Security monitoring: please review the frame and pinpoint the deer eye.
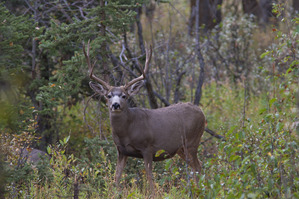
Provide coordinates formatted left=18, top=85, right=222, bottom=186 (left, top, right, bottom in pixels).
left=122, top=95, right=126, bottom=99
left=107, top=95, right=112, bottom=99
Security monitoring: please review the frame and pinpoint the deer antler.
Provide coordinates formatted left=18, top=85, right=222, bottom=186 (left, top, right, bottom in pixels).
left=125, top=43, right=152, bottom=89
left=83, top=40, right=111, bottom=90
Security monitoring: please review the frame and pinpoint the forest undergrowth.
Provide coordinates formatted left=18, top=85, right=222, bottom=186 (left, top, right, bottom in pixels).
left=2, top=78, right=298, bottom=198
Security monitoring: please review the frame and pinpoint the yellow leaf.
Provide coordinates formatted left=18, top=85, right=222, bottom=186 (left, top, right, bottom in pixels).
left=267, top=152, right=272, bottom=157
left=155, top=149, right=166, bottom=157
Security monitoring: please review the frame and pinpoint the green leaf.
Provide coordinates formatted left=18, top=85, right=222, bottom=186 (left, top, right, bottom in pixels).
left=290, top=60, right=298, bottom=67
left=276, top=122, right=283, bottom=132
left=227, top=125, right=237, bottom=136
left=269, top=98, right=277, bottom=108
left=260, top=51, right=271, bottom=59
left=227, top=192, right=236, bottom=199
left=64, top=135, right=70, bottom=144
left=165, top=159, right=172, bottom=170
left=50, top=157, right=54, bottom=164
left=127, top=191, right=136, bottom=198
left=286, top=67, right=293, bottom=74
left=229, top=154, right=240, bottom=162
left=259, top=108, right=267, bottom=115
left=250, top=163, right=257, bottom=177
left=47, top=146, right=51, bottom=154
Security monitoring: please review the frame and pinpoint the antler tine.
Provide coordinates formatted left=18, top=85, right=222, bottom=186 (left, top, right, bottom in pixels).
left=83, top=40, right=111, bottom=90
left=142, top=42, right=152, bottom=76
left=125, top=43, right=152, bottom=89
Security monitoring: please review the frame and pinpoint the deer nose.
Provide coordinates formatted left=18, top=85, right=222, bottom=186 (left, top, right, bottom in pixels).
left=112, top=103, right=120, bottom=109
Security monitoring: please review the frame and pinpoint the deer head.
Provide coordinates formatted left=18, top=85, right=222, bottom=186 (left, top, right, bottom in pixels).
left=83, top=40, right=152, bottom=113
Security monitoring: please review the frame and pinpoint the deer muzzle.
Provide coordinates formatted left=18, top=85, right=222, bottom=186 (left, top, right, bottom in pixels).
left=112, top=102, right=120, bottom=110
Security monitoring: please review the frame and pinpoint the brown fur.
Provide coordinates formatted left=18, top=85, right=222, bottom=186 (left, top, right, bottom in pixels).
left=90, top=86, right=206, bottom=194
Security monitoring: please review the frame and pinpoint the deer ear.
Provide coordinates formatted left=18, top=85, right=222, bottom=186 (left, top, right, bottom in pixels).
left=127, top=80, right=144, bottom=96
left=89, top=81, right=108, bottom=96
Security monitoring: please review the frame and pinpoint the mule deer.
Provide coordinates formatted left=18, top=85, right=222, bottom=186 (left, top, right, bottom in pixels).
left=83, top=41, right=206, bottom=193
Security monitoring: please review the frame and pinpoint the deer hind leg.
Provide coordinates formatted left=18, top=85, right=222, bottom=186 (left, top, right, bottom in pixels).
left=177, top=147, right=202, bottom=184
left=190, top=149, right=202, bottom=183
left=115, top=152, right=128, bottom=186
left=142, top=151, right=155, bottom=197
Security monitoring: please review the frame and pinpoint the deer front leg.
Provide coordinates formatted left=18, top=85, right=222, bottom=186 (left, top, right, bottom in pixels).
left=143, top=151, right=155, bottom=196
left=115, top=152, right=127, bottom=186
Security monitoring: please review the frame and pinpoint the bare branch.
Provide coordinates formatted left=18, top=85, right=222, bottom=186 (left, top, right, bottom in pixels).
left=83, top=93, right=97, bottom=134
left=153, top=91, right=170, bottom=107
left=119, top=43, right=128, bottom=64
left=205, top=128, right=225, bottom=140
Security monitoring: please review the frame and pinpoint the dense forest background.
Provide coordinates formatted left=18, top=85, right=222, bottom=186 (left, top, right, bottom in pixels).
left=0, top=0, right=298, bottom=198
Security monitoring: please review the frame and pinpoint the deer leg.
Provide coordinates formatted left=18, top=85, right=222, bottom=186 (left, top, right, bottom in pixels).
left=177, top=148, right=186, bottom=161
left=142, top=151, right=155, bottom=196
left=189, top=150, right=202, bottom=183
left=177, top=147, right=201, bottom=184
left=115, top=152, right=128, bottom=186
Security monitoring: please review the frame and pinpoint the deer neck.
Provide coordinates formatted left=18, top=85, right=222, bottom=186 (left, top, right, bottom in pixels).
left=109, top=109, right=131, bottom=135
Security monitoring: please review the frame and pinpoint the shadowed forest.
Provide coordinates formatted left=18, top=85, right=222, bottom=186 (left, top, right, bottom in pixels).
left=0, top=0, right=298, bottom=198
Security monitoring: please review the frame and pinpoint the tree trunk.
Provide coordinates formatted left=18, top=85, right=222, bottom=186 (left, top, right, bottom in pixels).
left=174, top=70, right=186, bottom=103
left=242, top=0, right=274, bottom=23
left=99, top=0, right=110, bottom=83
left=136, top=7, right=145, bottom=54
left=194, top=0, right=205, bottom=106
left=135, top=6, right=158, bottom=109
left=28, top=2, right=56, bottom=151
left=188, top=0, right=222, bottom=34
left=36, top=114, right=54, bottom=151
left=73, top=176, right=79, bottom=199
left=294, top=0, right=299, bottom=13
left=242, top=0, right=260, bottom=16
left=260, top=0, right=274, bottom=23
